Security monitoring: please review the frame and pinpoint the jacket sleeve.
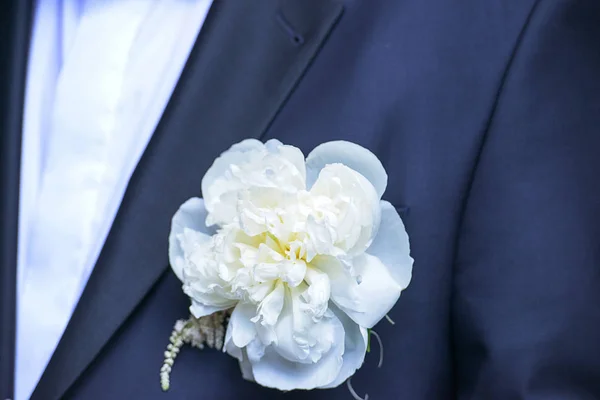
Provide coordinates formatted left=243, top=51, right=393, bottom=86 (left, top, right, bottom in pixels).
left=453, top=0, right=600, bottom=398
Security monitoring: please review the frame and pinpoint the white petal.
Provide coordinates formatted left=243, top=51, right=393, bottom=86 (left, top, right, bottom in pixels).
left=201, top=139, right=307, bottom=227
left=264, top=139, right=307, bottom=185
left=301, top=268, right=331, bottom=319
left=228, top=303, right=258, bottom=348
left=200, top=139, right=264, bottom=206
left=264, top=285, right=337, bottom=365
left=225, top=304, right=257, bottom=375
left=190, top=299, right=234, bottom=319
left=367, top=201, right=413, bottom=289
left=202, top=140, right=266, bottom=226
left=344, top=254, right=403, bottom=328
left=313, top=254, right=403, bottom=329
left=226, top=333, right=256, bottom=383
left=254, top=281, right=285, bottom=327
left=280, top=260, right=307, bottom=288
left=305, top=140, right=388, bottom=198
left=249, top=313, right=345, bottom=390
left=321, top=306, right=368, bottom=389
left=168, top=198, right=214, bottom=281
left=239, top=349, right=256, bottom=381
left=246, top=336, right=267, bottom=363
left=309, top=164, right=381, bottom=256
left=310, top=256, right=359, bottom=311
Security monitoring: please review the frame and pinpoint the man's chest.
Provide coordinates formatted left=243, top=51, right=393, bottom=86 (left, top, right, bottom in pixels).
left=2, top=1, right=536, bottom=399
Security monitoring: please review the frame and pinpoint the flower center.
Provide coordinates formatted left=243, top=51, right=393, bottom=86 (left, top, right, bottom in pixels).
left=256, top=231, right=310, bottom=288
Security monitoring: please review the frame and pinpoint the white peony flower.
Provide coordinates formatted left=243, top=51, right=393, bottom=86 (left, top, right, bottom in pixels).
left=169, top=139, right=413, bottom=391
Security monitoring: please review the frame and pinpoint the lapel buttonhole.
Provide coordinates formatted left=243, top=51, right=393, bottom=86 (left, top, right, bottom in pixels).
left=276, top=11, right=305, bottom=46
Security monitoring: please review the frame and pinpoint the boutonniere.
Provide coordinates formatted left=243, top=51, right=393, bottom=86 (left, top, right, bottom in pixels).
left=160, top=139, right=413, bottom=398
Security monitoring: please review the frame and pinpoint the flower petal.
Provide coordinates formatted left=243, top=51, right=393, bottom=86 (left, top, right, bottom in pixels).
left=248, top=309, right=346, bottom=390
left=312, top=253, right=403, bottom=329
left=249, top=345, right=343, bottom=391
left=246, top=336, right=267, bottom=362
left=321, top=306, right=368, bottom=389
left=305, top=140, right=388, bottom=198
left=201, top=139, right=265, bottom=226
left=190, top=299, right=234, bottom=319
left=201, top=139, right=264, bottom=204
left=254, top=281, right=285, bottom=327
left=310, top=256, right=359, bottom=311
left=225, top=304, right=257, bottom=372
left=301, top=268, right=331, bottom=320
left=168, top=198, right=214, bottom=281
left=201, top=139, right=307, bottom=227
left=239, top=349, right=256, bottom=381
left=228, top=302, right=258, bottom=348
left=308, top=164, right=381, bottom=257
left=264, top=139, right=307, bottom=185
left=267, top=286, right=337, bottom=364
left=345, top=254, right=404, bottom=328
left=367, top=201, right=413, bottom=289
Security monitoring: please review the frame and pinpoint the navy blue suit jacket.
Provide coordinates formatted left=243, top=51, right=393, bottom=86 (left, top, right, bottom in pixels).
left=1, top=0, right=599, bottom=399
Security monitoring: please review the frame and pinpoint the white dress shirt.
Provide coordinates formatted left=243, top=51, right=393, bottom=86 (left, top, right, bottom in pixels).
left=16, top=1, right=213, bottom=399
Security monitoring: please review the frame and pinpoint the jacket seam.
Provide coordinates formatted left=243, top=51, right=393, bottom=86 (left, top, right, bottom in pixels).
left=448, top=0, right=543, bottom=394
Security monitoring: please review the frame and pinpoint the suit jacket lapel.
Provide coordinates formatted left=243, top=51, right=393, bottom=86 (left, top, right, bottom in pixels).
left=0, top=0, right=33, bottom=398
left=32, top=1, right=343, bottom=399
